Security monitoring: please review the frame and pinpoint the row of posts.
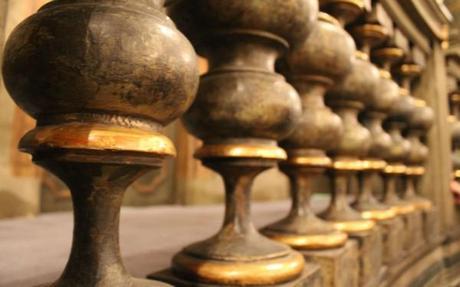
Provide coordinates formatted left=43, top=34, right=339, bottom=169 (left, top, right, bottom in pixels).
left=1, top=0, right=439, bottom=286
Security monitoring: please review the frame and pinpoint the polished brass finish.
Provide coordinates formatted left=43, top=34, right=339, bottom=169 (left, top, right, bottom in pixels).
left=333, top=220, right=376, bottom=233
left=1, top=0, right=199, bottom=286
left=195, top=143, right=287, bottom=160
left=262, top=12, right=352, bottom=250
left=266, top=232, right=349, bottom=250
left=20, top=123, right=176, bottom=157
left=156, top=1, right=319, bottom=285
left=372, top=46, right=406, bottom=72
left=172, top=250, right=305, bottom=286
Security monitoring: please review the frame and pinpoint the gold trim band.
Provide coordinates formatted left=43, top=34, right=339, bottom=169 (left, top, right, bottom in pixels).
left=384, top=164, right=407, bottom=174
left=450, top=92, right=460, bottom=103
left=406, top=166, right=426, bottom=176
left=19, top=123, right=176, bottom=157
left=361, top=159, right=387, bottom=170
left=399, top=63, right=422, bottom=76
left=400, top=88, right=410, bottom=96
left=265, top=231, right=348, bottom=250
left=361, top=209, right=396, bottom=221
left=352, top=24, right=388, bottom=41
left=413, top=99, right=427, bottom=108
left=412, top=200, right=433, bottom=211
left=355, top=50, right=369, bottom=61
left=285, top=156, right=332, bottom=168
left=172, top=251, right=304, bottom=285
left=454, top=169, right=460, bottom=179
left=372, top=47, right=404, bottom=61
left=391, top=204, right=416, bottom=215
left=379, top=69, right=391, bottom=79
left=333, top=159, right=364, bottom=171
left=195, top=144, right=287, bottom=160
left=333, top=220, right=376, bottom=233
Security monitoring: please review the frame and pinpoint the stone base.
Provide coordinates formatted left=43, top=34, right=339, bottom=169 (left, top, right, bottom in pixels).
left=377, top=216, right=405, bottom=265
left=148, top=264, right=323, bottom=287
left=401, top=210, right=425, bottom=254
left=349, top=226, right=383, bottom=287
left=301, top=240, right=359, bottom=287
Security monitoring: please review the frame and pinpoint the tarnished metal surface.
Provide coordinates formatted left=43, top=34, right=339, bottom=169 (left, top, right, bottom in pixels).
left=2, top=0, right=199, bottom=286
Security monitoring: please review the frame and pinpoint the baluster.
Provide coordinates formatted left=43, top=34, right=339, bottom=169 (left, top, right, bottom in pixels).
left=2, top=0, right=199, bottom=286
left=261, top=12, right=353, bottom=251
left=150, top=1, right=319, bottom=286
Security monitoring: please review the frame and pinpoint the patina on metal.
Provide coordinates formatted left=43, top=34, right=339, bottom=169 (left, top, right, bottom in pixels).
left=318, top=0, right=377, bottom=233
left=371, top=43, right=416, bottom=217
left=404, top=98, right=435, bottom=211
left=348, top=6, right=398, bottom=222
left=149, top=1, right=319, bottom=286
left=2, top=0, right=199, bottom=286
left=261, top=12, right=354, bottom=251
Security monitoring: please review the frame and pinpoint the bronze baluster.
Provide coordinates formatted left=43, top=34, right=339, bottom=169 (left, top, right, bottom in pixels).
left=348, top=2, right=399, bottom=222
left=2, top=0, right=199, bottom=286
left=318, top=0, right=377, bottom=234
left=150, top=1, right=319, bottom=286
left=261, top=12, right=353, bottom=251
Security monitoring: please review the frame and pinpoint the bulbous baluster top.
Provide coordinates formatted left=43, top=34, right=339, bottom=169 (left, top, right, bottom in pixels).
left=169, top=0, right=319, bottom=146
left=281, top=13, right=355, bottom=154
left=2, top=0, right=200, bottom=159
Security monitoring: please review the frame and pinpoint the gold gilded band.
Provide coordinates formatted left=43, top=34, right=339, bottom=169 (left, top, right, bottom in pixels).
left=372, top=47, right=404, bottom=61
left=361, top=159, right=387, bottom=170
left=405, top=166, right=426, bottom=176
left=195, top=144, right=287, bottom=160
left=450, top=92, right=460, bottom=103
left=379, top=69, right=391, bottom=79
left=285, top=156, right=332, bottom=168
left=172, top=252, right=304, bottom=285
left=391, top=204, right=416, bottom=215
left=333, top=159, right=364, bottom=171
left=412, top=200, right=433, bottom=211
left=333, top=220, right=376, bottom=233
left=384, top=164, right=407, bottom=174
left=399, top=63, right=422, bottom=76
left=355, top=50, right=369, bottom=61
left=265, top=231, right=348, bottom=250
left=413, top=99, right=427, bottom=108
left=455, top=169, right=460, bottom=179
left=400, top=88, right=410, bottom=96
left=361, top=209, right=396, bottom=221
left=19, top=123, right=176, bottom=157
left=352, top=24, right=388, bottom=40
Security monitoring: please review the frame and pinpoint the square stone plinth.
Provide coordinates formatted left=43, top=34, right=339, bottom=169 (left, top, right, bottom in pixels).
left=378, top=217, right=405, bottom=265
left=349, top=227, right=383, bottom=287
left=401, top=211, right=425, bottom=254
left=301, top=240, right=359, bottom=287
left=148, top=263, right=323, bottom=287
